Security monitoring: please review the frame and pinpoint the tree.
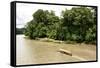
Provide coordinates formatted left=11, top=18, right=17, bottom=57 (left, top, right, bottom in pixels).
left=24, top=20, right=37, bottom=39
left=32, top=9, right=49, bottom=25
left=24, top=7, right=96, bottom=44
left=61, top=7, right=96, bottom=43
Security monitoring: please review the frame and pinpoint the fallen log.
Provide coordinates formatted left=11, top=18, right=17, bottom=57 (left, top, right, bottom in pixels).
left=58, top=49, right=87, bottom=61
left=58, top=49, right=72, bottom=56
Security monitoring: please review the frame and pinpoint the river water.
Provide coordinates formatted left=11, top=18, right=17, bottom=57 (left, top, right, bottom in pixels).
left=16, top=35, right=96, bottom=65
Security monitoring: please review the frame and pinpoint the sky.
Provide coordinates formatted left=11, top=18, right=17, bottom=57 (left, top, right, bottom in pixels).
left=16, top=3, right=75, bottom=28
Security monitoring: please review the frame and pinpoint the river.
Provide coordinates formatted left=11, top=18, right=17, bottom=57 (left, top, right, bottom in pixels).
left=16, top=35, right=96, bottom=65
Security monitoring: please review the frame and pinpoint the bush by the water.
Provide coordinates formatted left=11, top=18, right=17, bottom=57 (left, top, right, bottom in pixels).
left=24, top=7, right=97, bottom=44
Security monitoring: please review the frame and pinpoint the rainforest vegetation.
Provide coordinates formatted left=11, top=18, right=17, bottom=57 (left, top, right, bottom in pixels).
left=24, top=7, right=97, bottom=44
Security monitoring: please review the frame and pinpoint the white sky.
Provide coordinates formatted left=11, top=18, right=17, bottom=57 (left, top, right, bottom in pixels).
left=16, top=3, right=75, bottom=28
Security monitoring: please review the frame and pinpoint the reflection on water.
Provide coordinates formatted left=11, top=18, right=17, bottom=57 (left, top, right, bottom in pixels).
left=16, top=35, right=96, bottom=65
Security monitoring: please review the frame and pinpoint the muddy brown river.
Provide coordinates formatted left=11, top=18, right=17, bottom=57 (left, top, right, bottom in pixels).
left=16, top=35, right=96, bottom=65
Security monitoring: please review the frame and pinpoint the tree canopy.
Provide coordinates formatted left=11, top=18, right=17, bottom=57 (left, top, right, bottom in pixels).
left=24, top=7, right=96, bottom=44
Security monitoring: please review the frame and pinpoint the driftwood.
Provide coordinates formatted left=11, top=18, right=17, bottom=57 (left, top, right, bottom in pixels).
left=58, top=49, right=87, bottom=61
left=58, top=49, right=72, bottom=56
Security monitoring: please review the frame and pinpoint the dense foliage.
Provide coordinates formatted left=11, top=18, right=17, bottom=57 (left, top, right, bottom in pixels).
left=24, top=7, right=96, bottom=44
